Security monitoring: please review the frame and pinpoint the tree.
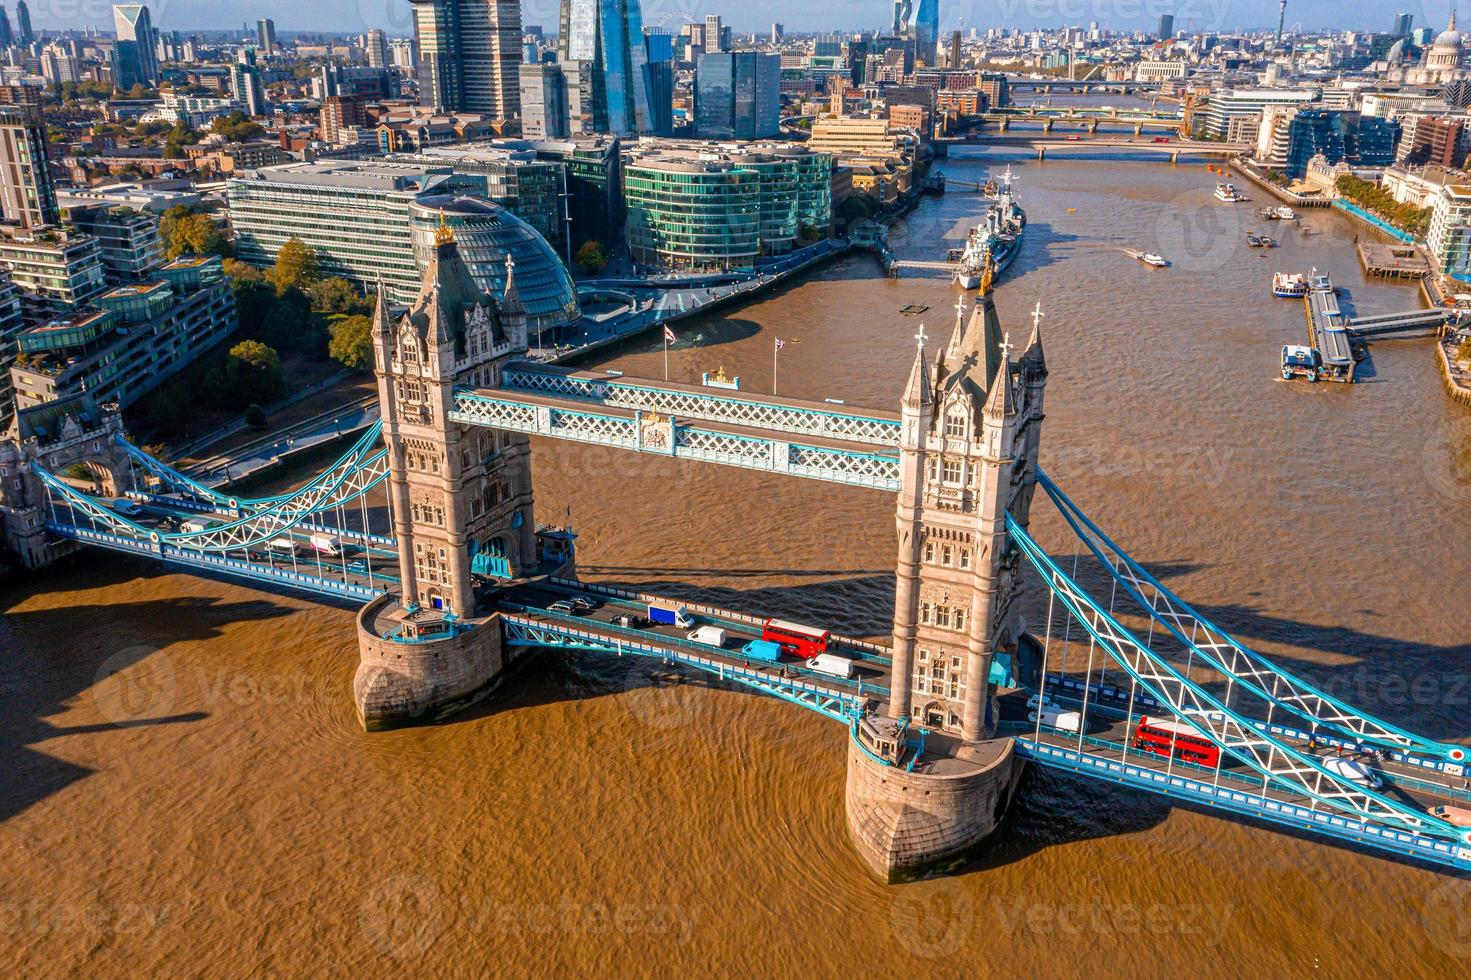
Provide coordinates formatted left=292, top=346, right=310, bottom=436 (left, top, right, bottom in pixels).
left=840, top=194, right=878, bottom=225
left=328, top=314, right=375, bottom=371
left=269, top=237, right=320, bottom=295
left=243, top=404, right=268, bottom=428
left=574, top=240, right=607, bottom=276
left=160, top=206, right=228, bottom=258
left=224, top=341, right=283, bottom=405
left=222, top=258, right=264, bottom=285
left=211, top=112, right=265, bottom=143
left=309, top=276, right=371, bottom=315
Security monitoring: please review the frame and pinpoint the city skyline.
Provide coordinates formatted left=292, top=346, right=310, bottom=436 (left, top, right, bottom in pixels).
left=16, top=1, right=1451, bottom=36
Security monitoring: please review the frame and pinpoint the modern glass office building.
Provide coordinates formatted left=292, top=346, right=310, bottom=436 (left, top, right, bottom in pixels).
left=624, top=142, right=832, bottom=272
left=408, top=196, right=580, bottom=338
left=558, top=0, right=651, bottom=135
left=694, top=53, right=781, bottom=140
left=228, top=160, right=487, bottom=304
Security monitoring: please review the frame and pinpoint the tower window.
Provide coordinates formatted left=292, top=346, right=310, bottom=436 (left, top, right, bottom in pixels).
left=944, top=413, right=965, bottom=437
left=943, top=459, right=962, bottom=483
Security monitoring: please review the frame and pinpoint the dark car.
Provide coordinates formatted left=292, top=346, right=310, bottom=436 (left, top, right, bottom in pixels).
left=570, top=596, right=601, bottom=613
left=613, top=613, right=649, bottom=629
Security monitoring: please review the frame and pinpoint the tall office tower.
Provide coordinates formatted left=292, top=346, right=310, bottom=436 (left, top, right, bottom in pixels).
left=771, top=23, right=782, bottom=44
left=1158, top=13, right=1175, bottom=40
left=1276, top=0, right=1286, bottom=43
left=390, top=37, right=419, bottom=71
left=643, top=32, right=673, bottom=136
left=14, top=0, right=29, bottom=45
left=365, top=28, right=390, bottom=69
left=0, top=7, right=12, bottom=48
left=410, top=0, right=522, bottom=120
left=695, top=51, right=780, bottom=139
left=558, top=0, right=651, bottom=136
left=230, top=50, right=266, bottom=116
left=112, top=4, right=159, bottom=90
left=949, top=30, right=962, bottom=69
left=893, top=0, right=939, bottom=67
left=256, top=18, right=277, bottom=54
left=705, top=14, right=722, bottom=53
left=0, top=85, right=58, bottom=229
left=1392, top=13, right=1413, bottom=36
left=519, top=62, right=567, bottom=137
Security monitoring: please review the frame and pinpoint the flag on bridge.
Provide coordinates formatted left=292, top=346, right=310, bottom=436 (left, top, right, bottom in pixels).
left=775, top=338, right=785, bottom=351
left=664, top=325, right=676, bottom=344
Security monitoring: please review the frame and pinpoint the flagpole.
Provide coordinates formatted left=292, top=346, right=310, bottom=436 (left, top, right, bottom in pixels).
left=664, top=327, right=669, bottom=381
left=773, top=338, right=778, bottom=396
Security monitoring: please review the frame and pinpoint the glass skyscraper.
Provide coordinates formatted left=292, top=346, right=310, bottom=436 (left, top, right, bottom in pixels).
left=558, top=0, right=650, bottom=135
left=111, top=4, right=160, bottom=91
left=695, top=53, right=781, bottom=140
left=893, top=0, right=939, bottom=67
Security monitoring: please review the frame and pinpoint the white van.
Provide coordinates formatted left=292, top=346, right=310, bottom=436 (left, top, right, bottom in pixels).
left=111, top=498, right=142, bottom=517
left=686, top=626, right=728, bottom=647
left=308, top=533, right=342, bottom=556
left=1321, top=755, right=1382, bottom=789
left=806, top=654, right=855, bottom=679
left=1028, top=708, right=1082, bottom=733
left=266, top=536, right=298, bottom=555
left=1027, top=693, right=1059, bottom=711
left=181, top=518, right=213, bottom=533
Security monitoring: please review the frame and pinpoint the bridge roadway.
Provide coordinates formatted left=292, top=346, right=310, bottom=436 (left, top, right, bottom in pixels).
left=941, top=135, right=1247, bottom=157
left=1000, top=683, right=1471, bottom=814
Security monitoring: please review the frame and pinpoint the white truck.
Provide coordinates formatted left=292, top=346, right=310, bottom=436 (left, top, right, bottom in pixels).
left=308, top=533, right=342, bottom=556
left=806, top=653, right=856, bottom=679
left=1028, top=707, right=1083, bottom=733
left=266, top=537, right=299, bottom=555
left=686, top=626, right=728, bottom=647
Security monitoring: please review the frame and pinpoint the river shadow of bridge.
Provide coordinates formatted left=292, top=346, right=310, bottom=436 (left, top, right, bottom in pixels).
left=0, top=556, right=310, bottom=823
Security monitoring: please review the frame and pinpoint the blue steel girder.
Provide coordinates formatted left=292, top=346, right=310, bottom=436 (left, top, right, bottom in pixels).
left=36, top=441, right=391, bottom=553
left=1006, top=515, right=1468, bottom=842
left=1035, top=471, right=1466, bottom=764
left=500, top=613, right=861, bottom=722
left=497, top=365, right=901, bottom=448
left=449, top=390, right=901, bottom=491
left=1009, top=736, right=1471, bottom=873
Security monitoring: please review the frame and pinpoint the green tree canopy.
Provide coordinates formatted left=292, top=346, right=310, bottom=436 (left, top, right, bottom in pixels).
left=269, top=237, right=320, bottom=295
left=309, top=276, right=372, bottom=316
left=211, top=111, right=266, bottom=143
left=223, top=340, right=284, bottom=405
left=159, top=206, right=228, bottom=259
left=574, top=240, right=607, bottom=275
left=328, top=314, right=376, bottom=371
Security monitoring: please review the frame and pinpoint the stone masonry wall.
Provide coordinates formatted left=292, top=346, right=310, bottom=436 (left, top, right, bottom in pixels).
left=353, top=595, right=508, bottom=731
left=845, top=735, right=1022, bottom=883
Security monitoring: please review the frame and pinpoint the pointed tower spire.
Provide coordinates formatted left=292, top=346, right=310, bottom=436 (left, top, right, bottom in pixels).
left=984, top=356, right=1016, bottom=419
left=1023, top=300, right=1047, bottom=372
left=501, top=251, right=524, bottom=317
left=903, top=323, right=933, bottom=408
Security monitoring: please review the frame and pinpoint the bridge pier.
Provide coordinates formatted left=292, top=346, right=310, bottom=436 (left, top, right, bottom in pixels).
left=845, top=720, right=1023, bottom=882
left=1037, top=146, right=1046, bottom=161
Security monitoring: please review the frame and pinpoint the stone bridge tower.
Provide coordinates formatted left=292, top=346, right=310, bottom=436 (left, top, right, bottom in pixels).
left=353, top=221, right=537, bottom=729
left=845, top=274, right=1046, bottom=882
left=0, top=394, right=132, bottom=568
left=889, top=277, right=1047, bottom=741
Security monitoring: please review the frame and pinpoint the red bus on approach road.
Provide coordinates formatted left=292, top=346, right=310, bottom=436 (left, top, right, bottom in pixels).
left=1133, top=717, right=1220, bottom=769
left=762, top=619, right=830, bottom=659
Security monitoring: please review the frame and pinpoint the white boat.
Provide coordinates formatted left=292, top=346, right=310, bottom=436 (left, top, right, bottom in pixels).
left=1274, top=205, right=1297, bottom=220
left=1214, top=182, right=1242, bottom=202
left=1138, top=252, right=1169, bottom=267
left=1272, top=272, right=1309, bottom=297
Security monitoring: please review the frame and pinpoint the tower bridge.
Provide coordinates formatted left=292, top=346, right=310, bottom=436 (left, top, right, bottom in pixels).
left=6, top=225, right=1471, bottom=883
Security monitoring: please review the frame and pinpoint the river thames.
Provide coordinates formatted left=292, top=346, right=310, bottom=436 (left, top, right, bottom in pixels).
left=4, top=149, right=1470, bottom=976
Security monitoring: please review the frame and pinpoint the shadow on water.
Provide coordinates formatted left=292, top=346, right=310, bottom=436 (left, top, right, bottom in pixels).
left=0, top=557, right=298, bottom=822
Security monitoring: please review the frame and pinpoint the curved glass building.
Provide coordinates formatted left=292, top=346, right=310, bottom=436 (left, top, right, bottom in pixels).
left=409, top=195, right=581, bottom=337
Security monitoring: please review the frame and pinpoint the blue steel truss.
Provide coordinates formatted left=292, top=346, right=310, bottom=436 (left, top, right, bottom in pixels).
left=1035, top=471, right=1466, bottom=763
left=499, top=609, right=865, bottom=722
left=1006, top=512, right=1467, bottom=842
left=498, top=364, right=901, bottom=447
left=449, top=389, right=901, bottom=491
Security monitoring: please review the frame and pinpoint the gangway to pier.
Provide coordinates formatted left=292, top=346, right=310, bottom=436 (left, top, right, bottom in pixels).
left=1304, top=287, right=1355, bottom=382
left=1347, top=308, right=1459, bottom=337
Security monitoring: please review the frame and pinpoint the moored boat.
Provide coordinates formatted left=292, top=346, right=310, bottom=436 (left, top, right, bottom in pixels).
left=1272, top=272, right=1310, bottom=297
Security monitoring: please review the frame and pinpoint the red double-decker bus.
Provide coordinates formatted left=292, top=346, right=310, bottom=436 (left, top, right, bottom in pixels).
left=761, top=619, right=830, bottom=659
left=1132, top=717, right=1220, bottom=769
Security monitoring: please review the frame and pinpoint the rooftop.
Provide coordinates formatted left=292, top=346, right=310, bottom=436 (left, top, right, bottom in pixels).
left=231, top=159, right=457, bottom=191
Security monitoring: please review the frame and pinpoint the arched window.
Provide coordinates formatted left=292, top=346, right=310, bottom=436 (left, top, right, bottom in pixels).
left=944, top=412, right=965, bottom=438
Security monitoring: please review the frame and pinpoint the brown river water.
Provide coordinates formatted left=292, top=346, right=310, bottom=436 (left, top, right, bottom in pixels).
left=5, top=150, right=1471, bottom=977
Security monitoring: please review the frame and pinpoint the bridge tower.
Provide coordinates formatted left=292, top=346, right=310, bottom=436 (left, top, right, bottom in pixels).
left=352, top=220, right=537, bottom=729
left=846, top=271, right=1046, bottom=881
left=890, top=270, right=1046, bottom=741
